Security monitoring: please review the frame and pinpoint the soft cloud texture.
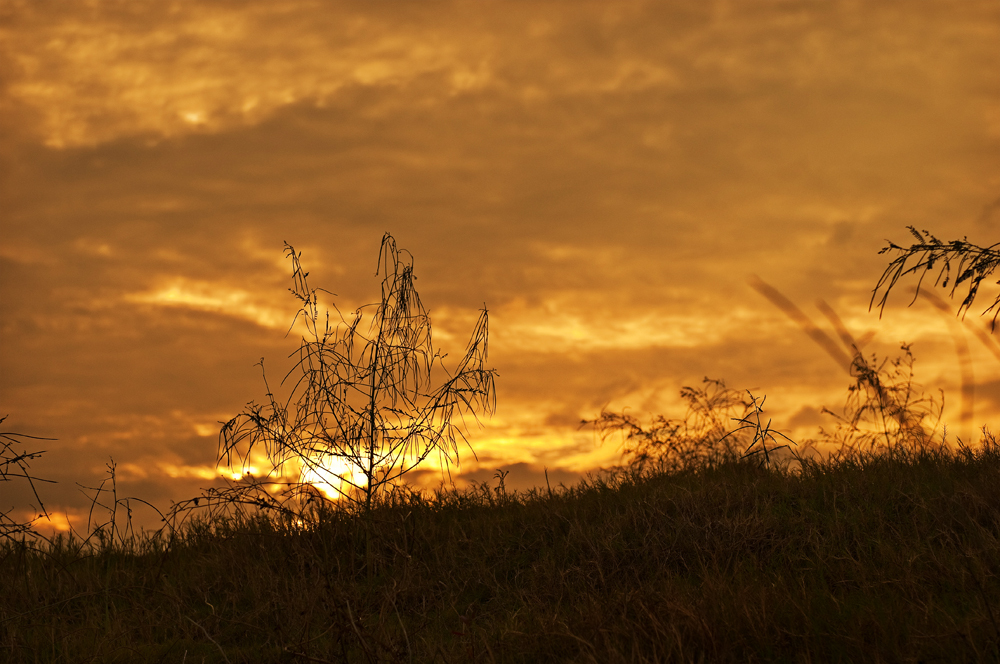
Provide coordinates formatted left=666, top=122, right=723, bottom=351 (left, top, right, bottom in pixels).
left=2, top=0, right=998, bottom=529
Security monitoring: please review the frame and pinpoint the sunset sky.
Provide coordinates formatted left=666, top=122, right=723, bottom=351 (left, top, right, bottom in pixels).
left=2, top=0, right=999, bottom=531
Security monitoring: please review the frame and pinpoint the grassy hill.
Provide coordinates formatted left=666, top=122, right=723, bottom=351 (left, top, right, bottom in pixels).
left=3, top=439, right=999, bottom=663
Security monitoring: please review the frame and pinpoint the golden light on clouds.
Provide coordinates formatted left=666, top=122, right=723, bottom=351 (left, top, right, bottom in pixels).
left=2, top=0, right=997, bottom=527
left=496, top=301, right=754, bottom=352
left=3, top=2, right=494, bottom=147
left=158, top=462, right=219, bottom=481
left=126, top=279, right=293, bottom=330
left=27, top=511, right=74, bottom=534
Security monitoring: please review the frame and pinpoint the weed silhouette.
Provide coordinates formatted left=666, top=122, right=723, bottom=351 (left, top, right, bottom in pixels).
left=0, top=415, right=54, bottom=542
left=872, top=226, right=1000, bottom=331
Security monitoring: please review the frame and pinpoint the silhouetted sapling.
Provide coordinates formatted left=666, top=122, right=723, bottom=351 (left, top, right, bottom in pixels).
left=219, top=233, right=496, bottom=514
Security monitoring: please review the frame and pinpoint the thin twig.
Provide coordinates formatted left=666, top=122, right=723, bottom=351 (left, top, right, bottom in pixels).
left=186, top=616, right=232, bottom=664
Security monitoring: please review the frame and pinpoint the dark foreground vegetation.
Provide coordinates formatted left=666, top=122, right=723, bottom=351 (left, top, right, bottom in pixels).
left=3, top=438, right=1000, bottom=663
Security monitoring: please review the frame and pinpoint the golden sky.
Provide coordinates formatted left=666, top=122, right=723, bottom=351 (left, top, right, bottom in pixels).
left=2, top=0, right=999, bottom=530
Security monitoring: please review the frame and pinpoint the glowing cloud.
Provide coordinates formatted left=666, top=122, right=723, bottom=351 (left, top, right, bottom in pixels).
left=126, top=279, right=292, bottom=330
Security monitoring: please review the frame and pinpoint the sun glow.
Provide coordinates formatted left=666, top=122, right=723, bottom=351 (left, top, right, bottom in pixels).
left=209, top=449, right=363, bottom=502
left=291, top=448, right=467, bottom=502
left=299, top=455, right=363, bottom=501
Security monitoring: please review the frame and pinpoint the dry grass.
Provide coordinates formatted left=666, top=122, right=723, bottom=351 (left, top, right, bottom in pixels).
left=2, top=435, right=999, bottom=663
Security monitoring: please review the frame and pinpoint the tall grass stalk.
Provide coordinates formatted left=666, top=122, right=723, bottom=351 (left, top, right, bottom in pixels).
left=872, top=226, right=1000, bottom=330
